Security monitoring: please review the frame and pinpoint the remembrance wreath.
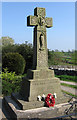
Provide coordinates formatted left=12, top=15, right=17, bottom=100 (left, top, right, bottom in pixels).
left=45, top=93, right=55, bottom=107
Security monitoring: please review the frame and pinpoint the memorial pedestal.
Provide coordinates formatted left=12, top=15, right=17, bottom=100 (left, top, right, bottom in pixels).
left=9, top=69, right=69, bottom=110
left=3, top=7, right=71, bottom=119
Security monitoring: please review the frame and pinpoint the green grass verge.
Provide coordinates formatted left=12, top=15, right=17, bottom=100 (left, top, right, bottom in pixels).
left=55, top=75, right=77, bottom=83
left=62, top=90, right=77, bottom=98
left=61, top=83, right=77, bottom=89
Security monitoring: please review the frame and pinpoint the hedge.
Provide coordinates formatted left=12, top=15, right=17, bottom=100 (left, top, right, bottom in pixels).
left=2, top=52, right=26, bottom=74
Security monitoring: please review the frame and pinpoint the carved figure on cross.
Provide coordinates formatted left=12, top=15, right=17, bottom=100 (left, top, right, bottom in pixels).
left=27, top=7, right=53, bottom=69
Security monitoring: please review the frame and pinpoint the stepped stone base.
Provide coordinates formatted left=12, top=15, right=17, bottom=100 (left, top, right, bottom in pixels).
left=11, top=93, right=44, bottom=110
left=3, top=69, right=70, bottom=119
left=11, top=92, right=68, bottom=110
left=18, top=69, right=69, bottom=108
left=3, top=68, right=73, bottom=119
left=3, top=95, right=75, bottom=120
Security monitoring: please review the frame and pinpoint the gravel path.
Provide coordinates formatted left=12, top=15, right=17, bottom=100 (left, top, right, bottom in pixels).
left=61, top=85, right=77, bottom=95
left=60, top=80, right=77, bottom=95
left=60, top=80, right=77, bottom=85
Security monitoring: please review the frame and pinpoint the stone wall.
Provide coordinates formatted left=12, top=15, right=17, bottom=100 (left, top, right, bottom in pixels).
left=49, top=65, right=77, bottom=76
left=54, top=69, right=77, bottom=76
left=50, top=65, right=77, bottom=70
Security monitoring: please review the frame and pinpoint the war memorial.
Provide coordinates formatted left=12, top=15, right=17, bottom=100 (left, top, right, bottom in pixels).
left=3, top=7, right=76, bottom=119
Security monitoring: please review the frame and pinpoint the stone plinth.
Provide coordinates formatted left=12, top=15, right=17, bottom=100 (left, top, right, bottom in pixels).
left=3, top=95, right=76, bottom=119
left=10, top=69, right=68, bottom=110
left=3, top=7, right=70, bottom=119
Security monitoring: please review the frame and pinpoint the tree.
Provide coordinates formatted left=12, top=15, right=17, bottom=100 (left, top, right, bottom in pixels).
left=2, top=52, right=26, bottom=74
left=16, top=43, right=33, bottom=71
left=48, top=50, right=61, bottom=66
left=71, top=50, right=77, bottom=65
left=61, top=50, right=64, bottom=53
left=0, top=45, right=2, bottom=64
left=2, top=42, right=33, bottom=73
left=1, top=36, right=14, bottom=46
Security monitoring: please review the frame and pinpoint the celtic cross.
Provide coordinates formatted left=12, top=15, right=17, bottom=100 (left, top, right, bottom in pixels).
left=27, top=7, right=53, bottom=70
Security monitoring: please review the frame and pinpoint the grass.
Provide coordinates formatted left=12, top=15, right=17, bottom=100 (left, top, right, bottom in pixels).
left=62, top=90, right=77, bottom=98
left=55, top=75, right=77, bottom=83
left=61, top=83, right=77, bottom=89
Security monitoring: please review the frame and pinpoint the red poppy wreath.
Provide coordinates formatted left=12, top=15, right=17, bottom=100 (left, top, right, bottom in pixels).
left=45, top=93, right=55, bottom=107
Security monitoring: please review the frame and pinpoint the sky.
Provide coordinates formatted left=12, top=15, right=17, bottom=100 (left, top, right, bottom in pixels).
left=2, top=2, right=75, bottom=51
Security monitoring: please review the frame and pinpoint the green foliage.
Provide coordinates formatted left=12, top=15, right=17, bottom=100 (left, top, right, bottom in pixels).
left=62, top=90, right=77, bottom=98
left=15, top=43, right=33, bottom=71
left=0, top=44, right=2, bottom=64
left=1, top=36, right=14, bottom=46
left=56, top=75, right=77, bottom=82
left=2, top=42, right=33, bottom=72
left=48, top=49, right=77, bottom=66
left=48, top=50, right=62, bottom=66
left=2, top=36, right=76, bottom=70
left=2, top=52, right=26, bottom=75
left=61, top=83, right=77, bottom=89
left=71, top=51, right=77, bottom=65
left=2, top=44, right=17, bottom=56
left=1, top=68, right=22, bottom=96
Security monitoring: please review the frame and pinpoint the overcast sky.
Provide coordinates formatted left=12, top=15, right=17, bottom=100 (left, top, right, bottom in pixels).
left=2, top=2, right=75, bottom=51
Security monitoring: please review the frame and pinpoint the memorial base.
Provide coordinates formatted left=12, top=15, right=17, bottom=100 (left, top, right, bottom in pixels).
left=3, top=69, right=70, bottom=119
left=19, top=69, right=69, bottom=107
left=3, top=95, right=76, bottom=120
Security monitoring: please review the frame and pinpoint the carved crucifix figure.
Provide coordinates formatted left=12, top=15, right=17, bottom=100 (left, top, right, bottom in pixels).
left=27, top=7, right=52, bottom=70
left=39, top=34, right=44, bottom=50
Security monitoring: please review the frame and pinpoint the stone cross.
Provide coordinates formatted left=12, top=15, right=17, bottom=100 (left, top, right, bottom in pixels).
left=27, top=7, right=52, bottom=70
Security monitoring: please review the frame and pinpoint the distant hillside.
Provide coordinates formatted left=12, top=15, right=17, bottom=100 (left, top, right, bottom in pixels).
left=48, top=50, right=77, bottom=66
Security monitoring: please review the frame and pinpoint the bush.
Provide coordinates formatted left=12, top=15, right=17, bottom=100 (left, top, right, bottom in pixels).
left=15, top=43, right=33, bottom=72
left=2, top=43, right=33, bottom=72
left=2, top=68, right=22, bottom=96
left=2, top=52, right=26, bottom=75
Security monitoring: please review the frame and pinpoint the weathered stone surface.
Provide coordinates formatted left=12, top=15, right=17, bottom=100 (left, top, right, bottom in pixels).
left=34, top=7, right=46, bottom=17
left=3, top=7, right=69, bottom=117
left=3, top=96, right=76, bottom=119
left=27, top=7, right=52, bottom=70
left=20, top=76, right=68, bottom=103
left=14, top=7, right=69, bottom=110
left=11, top=93, right=44, bottom=110
left=26, top=69, right=54, bottom=79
